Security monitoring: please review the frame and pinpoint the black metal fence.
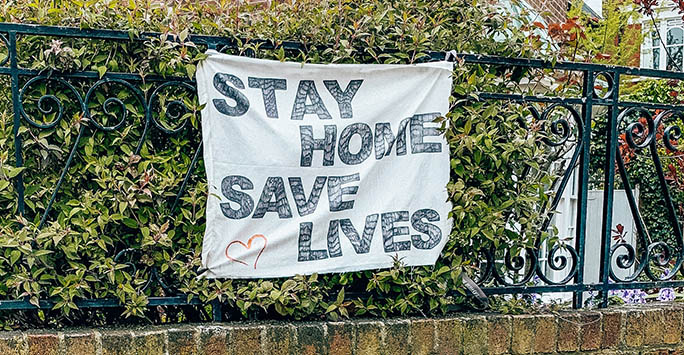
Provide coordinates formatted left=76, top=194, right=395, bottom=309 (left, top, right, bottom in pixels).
left=1, top=22, right=684, bottom=318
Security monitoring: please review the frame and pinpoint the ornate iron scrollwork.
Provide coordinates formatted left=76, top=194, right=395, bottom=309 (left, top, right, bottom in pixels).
left=612, top=108, right=684, bottom=282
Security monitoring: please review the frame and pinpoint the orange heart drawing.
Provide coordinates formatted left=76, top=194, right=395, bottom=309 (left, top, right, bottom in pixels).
left=225, top=234, right=267, bottom=269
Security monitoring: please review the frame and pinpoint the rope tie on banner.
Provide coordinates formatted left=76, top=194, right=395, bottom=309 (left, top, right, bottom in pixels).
left=444, top=50, right=460, bottom=63
left=462, top=273, right=489, bottom=310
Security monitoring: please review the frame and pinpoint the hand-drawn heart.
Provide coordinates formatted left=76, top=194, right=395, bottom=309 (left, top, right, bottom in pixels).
left=225, top=234, right=267, bottom=269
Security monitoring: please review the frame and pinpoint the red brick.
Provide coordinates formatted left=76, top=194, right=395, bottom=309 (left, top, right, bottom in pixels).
left=133, top=330, right=165, bottom=355
left=602, top=310, right=623, bottom=348
left=355, top=321, right=381, bottom=355
left=0, top=332, right=25, bottom=354
left=198, top=326, right=228, bottom=355
left=264, top=324, right=295, bottom=355
left=624, top=310, right=644, bottom=348
left=101, top=331, right=135, bottom=355
left=663, top=305, right=683, bottom=344
left=511, top=315, right=535, bottom=354
left=580, top=312, right=602, bottom=351
left=62, top=332, right=97, bottom=355
left=297, top=323, right=328, bottom=355
left=383, top=320, right=410, bottom=355
left=487, top=315, right=510, bottom=355
left=228, top=326, right=263, bottom=355
left=167, top=327, right=198, bottom=355
left=435, top=318, right=462, bottom=355
left=642, top=308, right=665, bottom=346
left=556, top=313, right=580, bottom=352
left=533, top=315, right=556, bottom=354
left=327, top=322, right=353, bottom=355
left=27, top=333, right=58, bottom=355
left=410, top=319, right=435, bottom=355
left=463, top=316, right=487, bottom=355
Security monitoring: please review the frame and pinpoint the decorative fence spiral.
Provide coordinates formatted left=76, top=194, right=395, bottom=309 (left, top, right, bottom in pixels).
left=16, top=75, right=200, bottom=229
left=611, top=108, right=684, bottom=283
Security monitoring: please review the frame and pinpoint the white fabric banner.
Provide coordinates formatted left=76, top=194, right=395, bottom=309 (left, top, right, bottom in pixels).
left=197, top=50, right=453, bottom=278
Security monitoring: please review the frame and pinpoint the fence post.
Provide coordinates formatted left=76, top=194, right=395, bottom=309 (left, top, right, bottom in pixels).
left=573, top=70, right=594, bottom=308
left=599, top=72, right=620, bottom=307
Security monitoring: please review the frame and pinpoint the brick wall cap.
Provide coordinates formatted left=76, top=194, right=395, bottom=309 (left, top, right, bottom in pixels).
left=4, top=305, right=684, bottom=354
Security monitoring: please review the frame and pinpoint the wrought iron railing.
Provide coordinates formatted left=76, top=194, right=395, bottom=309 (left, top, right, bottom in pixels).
left=1, top=22, right=684, bottom=318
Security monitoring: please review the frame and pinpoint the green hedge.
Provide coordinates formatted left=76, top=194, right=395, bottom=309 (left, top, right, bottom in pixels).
left=0, top=0, right=560, bottom=327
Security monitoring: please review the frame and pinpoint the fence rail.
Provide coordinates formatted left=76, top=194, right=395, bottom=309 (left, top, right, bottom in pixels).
left=1, top=22, right=684, bottom=319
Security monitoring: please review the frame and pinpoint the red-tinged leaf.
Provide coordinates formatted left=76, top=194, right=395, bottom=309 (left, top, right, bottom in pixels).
left=533, top=21, right=546, bottom=29
left=595, top=52, right=612, bottom=60
left=667, top=164, right=677, bottom=181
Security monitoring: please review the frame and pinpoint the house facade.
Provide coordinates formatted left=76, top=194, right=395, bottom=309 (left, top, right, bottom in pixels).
left=640, top=7, right=684, bottom=71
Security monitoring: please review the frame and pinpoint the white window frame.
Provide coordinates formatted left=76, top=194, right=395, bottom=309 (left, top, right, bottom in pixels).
left=641, top=14, right=684, bottom=71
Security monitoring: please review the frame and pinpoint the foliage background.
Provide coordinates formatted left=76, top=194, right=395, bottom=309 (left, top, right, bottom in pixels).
left=567, top=0, right=643, bottom=65
left=0, top=0, right=563, bottom=327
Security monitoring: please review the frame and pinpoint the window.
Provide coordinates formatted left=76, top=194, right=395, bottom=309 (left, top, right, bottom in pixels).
left=653, top=31, right=661, bottom=70
left=643, top=30, right=661, bottom=70
left=667, top=27, right=683, bottom=71
left=641, top=19, right=684, bottom=71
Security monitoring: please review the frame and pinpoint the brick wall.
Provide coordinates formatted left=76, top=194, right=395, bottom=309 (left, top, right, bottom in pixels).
left=526, top=0, right=568, bottom=25
left=2, top=303, right=684, bottom=354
